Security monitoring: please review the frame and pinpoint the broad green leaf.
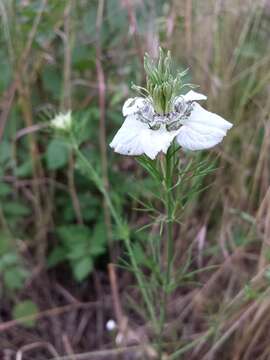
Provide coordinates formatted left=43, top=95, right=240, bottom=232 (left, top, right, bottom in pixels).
left=15, top=160, right=33, bottom=177
left=46, top=139, right=69, bottom=170
left=3, top=201, right=31, bottom=217
left=67, top=243, right=88, bottom=260
left=42, top=66, right=61, bottom=100
left=47, top=246, right=67, bottom=268
left=0, top=183, right=12, bottom=197
left=89, top=222, right=107, bottom=255
left=73, top=257, right=93, bottom=282
left=0, top=231, right=12, bottom=255
left=57, top=225, right=91, bottom=246
left=1, top=253, right=18, bottom=266
left=12, top=300, right=39, bottom=327
left=4, top=267, right=28, bottom=290
left=0, top=140, right=11, bottom=164
left=72, top=46, right=94, bottom=71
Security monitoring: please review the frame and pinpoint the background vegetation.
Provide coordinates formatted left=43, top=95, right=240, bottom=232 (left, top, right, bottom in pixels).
left=1, top=0, right=270, bottom=359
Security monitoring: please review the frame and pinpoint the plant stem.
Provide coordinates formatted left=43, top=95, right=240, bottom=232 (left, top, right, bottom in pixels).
left=158, top=152, right=175, bottom=358
left=165, top=152, right=174, bottom=286
left=71, top=141, right=158, bottom=331
left=96, top=0, right=114, bottom=262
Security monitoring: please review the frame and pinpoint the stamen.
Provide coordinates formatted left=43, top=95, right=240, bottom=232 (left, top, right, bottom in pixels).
left=136, top=98, right=195, bottom=131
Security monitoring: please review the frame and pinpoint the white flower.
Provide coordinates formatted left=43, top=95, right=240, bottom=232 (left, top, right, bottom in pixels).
left=51, top=111, right=72, bottom=131
left=106, top=319, right=117, bottom=331
left=110, top=91, right=233, bottom=159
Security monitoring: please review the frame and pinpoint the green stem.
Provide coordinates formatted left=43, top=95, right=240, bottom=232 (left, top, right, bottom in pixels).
left=158, top=152, right=175, bottom=359
left=71, top=139, right=158, bottom=331
left=165, top=153, right=174, bottom=286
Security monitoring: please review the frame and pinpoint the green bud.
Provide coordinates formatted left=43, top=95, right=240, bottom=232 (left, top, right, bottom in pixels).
left=146, top=78, right=152, bottom=94
left=163, top=82, right=172, bottom=101
left=134, top=48, right=189, bottom=115
left=152, top=85, right=164, bottom=114
left=144, top=54, right=154, bottom=77
left=173, top=77, right=181, bottom=95
left=51, top=111, right=72, bottom=132
left=164, top=51, right=171, bottom=78
left=158, top=47, right=165, bottom=74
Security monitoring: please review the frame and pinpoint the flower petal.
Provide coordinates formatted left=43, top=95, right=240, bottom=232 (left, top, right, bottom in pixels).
left=177, top=125, right=225, bottom=150
left=140, top=127, right=179, bottom=159
left=122, top=97, right=146, bottom=116
left=185, top=103, right=232, bottom=131
left=182, top=90, right=207, bottom=102
left=110, top=116, right=146, bottom=156
left=177, top=103, right=233, bottom=150
left=173, top=91, right=207, bottom=113
left=110, top=115, right=179, bottom=159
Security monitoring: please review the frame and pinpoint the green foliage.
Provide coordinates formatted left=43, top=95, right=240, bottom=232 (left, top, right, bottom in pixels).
left=0, top=232, right=29, bottom=290
left=0, top=140, right=11, bottom=165
left=0, top=182, right=12, bottom=196
left=42, top=66, right=62, bottom=101
left=136, top=156, right=163, bottom=183
left=2, top=201, right=31, bottom=217
left=0, top=179, right=30, bottom=291
left=46, top=139, right=70, bottom=170
left=12, top=300, right=39, bottom=328
left=48, top=223, right=107, bottom=281
left=244, top=284, right=260, bottom=301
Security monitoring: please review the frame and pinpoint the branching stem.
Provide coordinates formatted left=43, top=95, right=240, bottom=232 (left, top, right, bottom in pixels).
left=71, top=138, right=158, bottom=332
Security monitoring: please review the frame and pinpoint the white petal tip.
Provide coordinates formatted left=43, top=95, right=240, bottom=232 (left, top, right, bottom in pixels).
left=122, top=97, right=145, bottom=117
left=183, top=90, right=207, bottom=102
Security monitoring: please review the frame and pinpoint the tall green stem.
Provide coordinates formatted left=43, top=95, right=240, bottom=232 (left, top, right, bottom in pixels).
left=165, top=152, right=174, bottom=286
left=71, top=139, right=158, bottom=331
left=157, top=152, right=175, bottom=359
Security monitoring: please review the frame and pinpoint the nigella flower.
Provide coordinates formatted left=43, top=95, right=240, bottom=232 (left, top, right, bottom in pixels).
left=110, top=90, right=233, bottom=159
left=110, top=49, right=233, bottom=159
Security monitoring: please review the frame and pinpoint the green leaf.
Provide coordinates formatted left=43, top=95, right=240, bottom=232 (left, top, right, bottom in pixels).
left=0, top=140, right=11, bottom=164
left=0, top=231, right=12, bottom=255
left=89, top=222, right=106, bottom=256
left=57, top=225, right=91, bottom=246
left=136, top=156, right=163, bottom=182
left=4, top=267, right=28, bottom=290
left=67, top=243, right=88, bottom=260
left=244, top=284, right=259, bottom=300
left=132, top=242, right=146, bottom=265
left=46, top=139, right=69, bottom=170
left=47, top=246, right=67, bottom=268
left=72, top=46, right=94, bottom=71
left=1, top=253, right=19, bottom=266
left=3, top=201, right=31, bottom=217
left=73, top=257, right=93, bottom=282
left=42, top=66, right=61, bottom=100
left=15, top=160, right=33, bottom=177
left=12, top=300, right=39, bottom=328
left=0, top=182, right=12, bottom=197
left=106, top=0, right=127, bottom=30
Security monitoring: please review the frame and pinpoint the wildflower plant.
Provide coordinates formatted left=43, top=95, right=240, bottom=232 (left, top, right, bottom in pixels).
left=110, top=48, right=232, bottom=159
left=50, top=48, right=232, bottom=358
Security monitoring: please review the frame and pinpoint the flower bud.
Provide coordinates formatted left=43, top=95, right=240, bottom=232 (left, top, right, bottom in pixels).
left=51, top=111, right=72, bottom=132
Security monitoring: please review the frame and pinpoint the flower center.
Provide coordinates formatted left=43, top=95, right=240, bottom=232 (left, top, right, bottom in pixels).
left=132, top=48, right=189, bottom=116
left=136, top=99, right=194, bottom=131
